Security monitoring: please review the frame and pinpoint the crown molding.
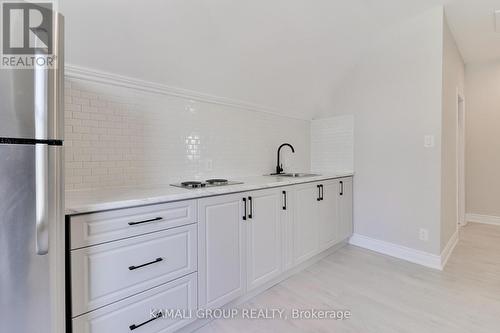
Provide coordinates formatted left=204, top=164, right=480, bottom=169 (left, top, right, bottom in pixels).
left=65, top=65, right=308, bottom=121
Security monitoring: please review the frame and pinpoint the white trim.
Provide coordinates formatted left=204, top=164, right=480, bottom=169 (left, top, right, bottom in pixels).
left=349, top=234, right=442, bottom=270
left=440, top=229, right=459, bottom=269
left=65, top=65, right=308, bottom=121
left=466, top=213, right=500, bottom=226
left=456, top=89, right=466, bottom=227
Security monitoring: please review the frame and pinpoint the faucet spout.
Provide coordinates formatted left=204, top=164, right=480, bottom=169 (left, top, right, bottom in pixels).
left=276, top=143, right=295, bottom=174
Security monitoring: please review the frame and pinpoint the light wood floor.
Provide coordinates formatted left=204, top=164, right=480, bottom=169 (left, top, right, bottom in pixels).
left=194, top=223, right=500, bottom=333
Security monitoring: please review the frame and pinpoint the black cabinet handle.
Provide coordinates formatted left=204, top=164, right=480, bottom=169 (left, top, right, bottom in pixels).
left=317, top=185, right=321, bottom=201
left=129, top=312, right=162, bottom=331
left=128, top=257, right=163, bottom=271
left=340, top=181, right=344, bottom=196
left=282, top=191, right=287, bottom=210
left=128, top=217, right=163, bottom=226
left=243, top=198, right=247, bottom=220
left=320, top=185, right=324, bottom=201
left=248, top=196, right=253, bottom=219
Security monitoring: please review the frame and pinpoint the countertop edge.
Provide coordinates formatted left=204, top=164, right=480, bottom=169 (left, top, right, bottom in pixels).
left=65, top=173, right=354, bottom=216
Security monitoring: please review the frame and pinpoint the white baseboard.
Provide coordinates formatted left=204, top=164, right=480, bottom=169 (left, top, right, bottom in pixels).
left=466, top=213, right=500, bottom=226
left=349, top=234, right=442, bottom=270
left=440, top=229, right=459, bottom=269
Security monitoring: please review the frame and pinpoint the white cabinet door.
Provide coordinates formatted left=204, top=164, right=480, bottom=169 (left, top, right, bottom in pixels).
left=338, top=177, right=353, bottom=241
left=198, top=193, right=246, bottom=309
left=319, top=180, right=340, bottom=250
left=281, top=188, right=294, bottom=271
left=246, top=188, right=283, bottom=291
left=293, top=183, right=320, bottom=265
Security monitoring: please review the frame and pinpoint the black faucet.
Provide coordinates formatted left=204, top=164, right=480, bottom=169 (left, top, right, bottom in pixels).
left=275, top=143, right=295, bottom=174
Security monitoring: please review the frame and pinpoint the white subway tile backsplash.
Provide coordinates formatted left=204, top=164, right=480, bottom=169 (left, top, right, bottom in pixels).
left=64, top=79, right=310, bottom=190
left=311, top=115, right=354, bottom=174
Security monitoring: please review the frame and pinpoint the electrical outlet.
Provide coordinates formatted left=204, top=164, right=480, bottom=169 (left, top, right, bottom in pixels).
left=419, top=228, right=429, bottom=242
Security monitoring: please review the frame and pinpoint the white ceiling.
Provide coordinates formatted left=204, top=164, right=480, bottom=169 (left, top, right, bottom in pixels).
left=61, top=0, right=446, bottom=119
left=446, top=0, right=500, bottom=64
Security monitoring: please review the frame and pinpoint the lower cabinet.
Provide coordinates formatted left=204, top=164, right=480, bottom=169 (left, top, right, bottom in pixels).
left=197, top=193, right=246, bottom=309
left=319, top=180, right=340, bottom=250
left=338, top=177, right=354, bottom=241
left=293, top=178, right=352, bottom=265
left=245, top=188, right=283, bottom=291
left=69, top=177, right=353, bottom=333
left=196, top=177, right=353, bottom=314
left=293, top=183, right=320, bottom=264
left=72, top=273, right=197, bottom=333
left=71, top=225, right=197, bottom=315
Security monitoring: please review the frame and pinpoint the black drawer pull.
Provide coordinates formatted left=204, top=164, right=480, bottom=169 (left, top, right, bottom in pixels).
left=128, top=217, right=163, bottom=226
left=340, top=181, right=344, bottom=196
left=320, top=185, right=324, bottom=201
left=129, top=312, right=162, bottom=331
left=248, top=196, right=253, bottom=219
left=243, top=198, right=247, bottom=220
left=282, top=191, right=287, bottom=210
left=128, top=257, right=163, bottom=271
left=317, top=185, right=321, bottom=201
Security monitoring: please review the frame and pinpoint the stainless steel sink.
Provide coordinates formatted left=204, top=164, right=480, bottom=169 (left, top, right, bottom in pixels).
left=272, top=173, right=320, bottom=178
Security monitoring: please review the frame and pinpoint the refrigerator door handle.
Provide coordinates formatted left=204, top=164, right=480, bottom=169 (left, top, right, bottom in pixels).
left=35, top=144, right=49, bottom=255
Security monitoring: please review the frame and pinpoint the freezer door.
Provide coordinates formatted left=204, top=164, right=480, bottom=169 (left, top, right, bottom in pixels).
left=0, top=13, right=64, bottom=141
left=0, top=144, right=62, bottom=333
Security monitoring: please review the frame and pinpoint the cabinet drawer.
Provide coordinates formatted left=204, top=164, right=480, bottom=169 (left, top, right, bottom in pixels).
left=70, top=200, right=197, bottom=249
left=71, top=225, right=197, bottom=316
left=72, top=273, right=197, bottom=333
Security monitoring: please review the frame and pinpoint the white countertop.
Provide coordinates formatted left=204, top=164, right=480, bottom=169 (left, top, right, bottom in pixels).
left=65, top=172, right=354, bottom=215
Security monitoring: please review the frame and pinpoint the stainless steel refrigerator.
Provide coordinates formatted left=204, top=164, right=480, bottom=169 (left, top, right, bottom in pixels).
left=0, top=13, right=65, bottom=333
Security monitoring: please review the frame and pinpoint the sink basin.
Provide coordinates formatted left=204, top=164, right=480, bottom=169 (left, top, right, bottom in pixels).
left=272, top=173, right=320, bottom=178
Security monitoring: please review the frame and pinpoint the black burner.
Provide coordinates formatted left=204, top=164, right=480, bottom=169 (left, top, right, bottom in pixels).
left=206, top=179, right=228, bottom=185
left=171, top=179, right=243, bottom=189
left=181, top=181, right=205, bottom=188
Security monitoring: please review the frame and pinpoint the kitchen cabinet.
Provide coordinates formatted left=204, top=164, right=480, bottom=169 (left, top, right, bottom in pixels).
left=70, top=200, right=197, bottom=249
left=72, top=273, right=197, bottom=333
left=293, top=183, right=320, bottom=264
left=319, top=180, right=340, bottom=250
left=71, top=225, right=197, bottom=315
left=68, top=176, right=353, bottom=332
left=281, top=188, right=294, bottom=270
left=293, top=179, right=348, bottom=264
left=197, top=193, right=246, bottom=309
left=245, top=188, right=283, bottom=291
left=338, top=177, right=353, bottom=241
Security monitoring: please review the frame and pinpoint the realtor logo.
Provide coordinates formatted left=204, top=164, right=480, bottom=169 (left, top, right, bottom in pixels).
left=1, top=1, right=56, bottom=68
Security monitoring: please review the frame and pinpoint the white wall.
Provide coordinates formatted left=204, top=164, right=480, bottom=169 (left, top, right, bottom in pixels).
left=64, top=75, right=310, bottom=191
left=60, top=0, right=448, bottom=120
left=440, top=18, right=465, bottom=249
left=310, top=115, right=354, bottom=174
left=316, top=7, right=445, bottom=254
left=465, top=61, right=500, bottom=218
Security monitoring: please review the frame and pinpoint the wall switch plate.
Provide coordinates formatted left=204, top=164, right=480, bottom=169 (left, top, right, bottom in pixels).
left=424, top=135, right=435, bottom=148
left=419, top=228, right=429, bottom=242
